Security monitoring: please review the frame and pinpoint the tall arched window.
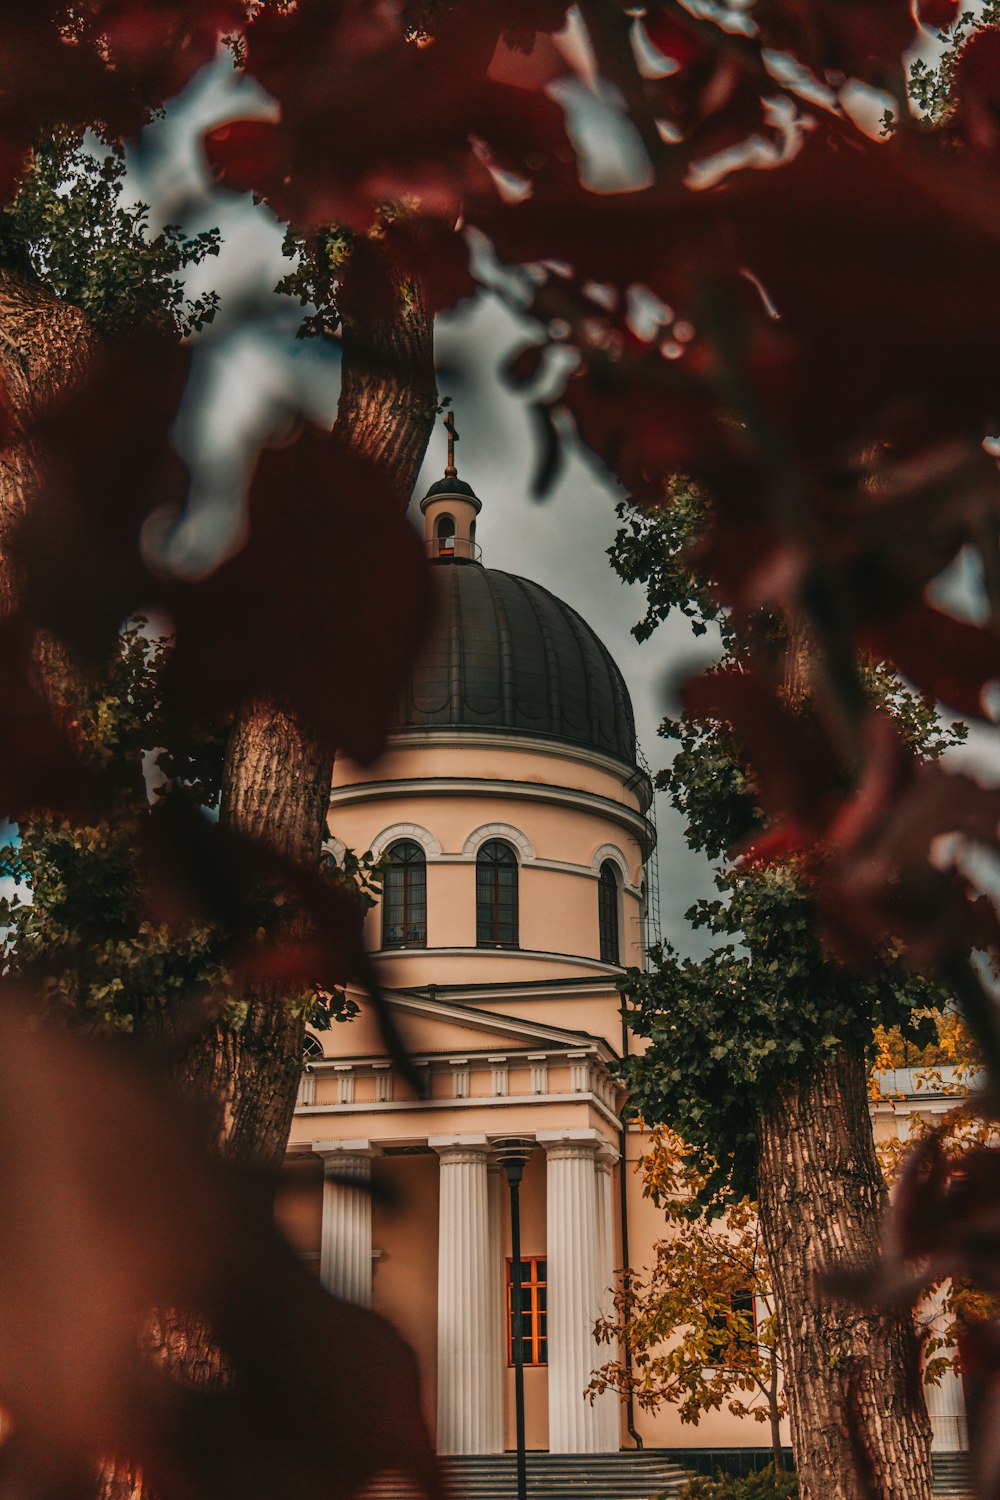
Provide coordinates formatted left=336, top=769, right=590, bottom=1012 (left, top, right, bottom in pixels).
left=476, top=840, right=518, bottom=948
left=598, top=860, right=620, bottom=964
left=382, top=839, right=427, bottom=948
left=436, top=514, right=455, bottom=555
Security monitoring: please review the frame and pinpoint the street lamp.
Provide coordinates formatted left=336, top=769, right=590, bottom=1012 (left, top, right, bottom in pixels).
left=492, top=1137, right=535, bottom=1500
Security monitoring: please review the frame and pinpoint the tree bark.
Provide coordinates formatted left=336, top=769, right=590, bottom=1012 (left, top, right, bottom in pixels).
left=756, top=1045, right=933, bottom=1500
left=0, top=267, right=94, bottom=617
left=182, top=278, right=436, bottom=1176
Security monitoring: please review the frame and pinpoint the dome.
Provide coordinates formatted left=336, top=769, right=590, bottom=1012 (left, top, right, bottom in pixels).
left=421, top=477, right=482, bottom=510
left=397, top=564, right=638, bottom=768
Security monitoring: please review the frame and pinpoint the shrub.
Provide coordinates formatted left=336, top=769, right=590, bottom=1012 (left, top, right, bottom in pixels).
left=673, top=1470, right=798, bottom=1500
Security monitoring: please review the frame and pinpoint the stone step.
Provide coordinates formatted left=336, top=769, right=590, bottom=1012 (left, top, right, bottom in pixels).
left=361, top=1451, right=694, bottom=1500
left=933, top=1450, right=974, bottom=1498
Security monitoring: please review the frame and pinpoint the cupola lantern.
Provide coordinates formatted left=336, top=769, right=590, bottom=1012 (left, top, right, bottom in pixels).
left=420, top=411, right=482, bottom=563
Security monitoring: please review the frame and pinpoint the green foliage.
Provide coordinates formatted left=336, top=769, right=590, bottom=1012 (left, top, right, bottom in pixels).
left=675, top=1470, right=797, bottom=1500
left=1, top=623, right=371, bottom=1038
left=277, top=223, right=354, bottom=338
left=609, top=478, right=723, bottom=643
left=592, top=1129, right=784, bottom=1439
left=609, top=495, right=956, bottom=1203
left=0, top=133, right=220, bottom=335
left=907, top=5, right=1000, bottom=124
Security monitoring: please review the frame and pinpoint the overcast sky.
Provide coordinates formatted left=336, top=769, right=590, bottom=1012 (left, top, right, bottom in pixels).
left=117, top=57, right=722, bottom=955
left=115, top=22, right=985, bottom=960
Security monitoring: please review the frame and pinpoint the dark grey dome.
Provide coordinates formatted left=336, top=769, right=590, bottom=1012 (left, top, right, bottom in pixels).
left=421, top=477, right=482, bottom=510
left=397, top=565, right=637, bottom=767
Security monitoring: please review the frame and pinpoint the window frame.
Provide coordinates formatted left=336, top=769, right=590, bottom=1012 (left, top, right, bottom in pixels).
left=506, top=1255, right=547, bottom=1367
left=436, top=513, right=456, bottom=555
left=598, top=859, right=621, bottom=965
left=381, top=838, right=427, bottom=949
left=476, top=839, right=519, bottom=948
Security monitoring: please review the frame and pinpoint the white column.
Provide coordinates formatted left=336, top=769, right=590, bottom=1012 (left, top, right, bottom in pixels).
left=594, top=1145, right=620, bottom=1451
left=315, top=1139, right=380, bottom=1306
left=431, top=1135, right=503, bottom=1455
left=923, top=1283, right=969, bottom=1452
left=540, top=1130, right=610, bottom=1453
left=487, top=1161, right=507, bottom=1447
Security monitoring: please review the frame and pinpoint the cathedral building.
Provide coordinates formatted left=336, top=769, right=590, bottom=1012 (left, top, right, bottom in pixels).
left=279, top=449, right=968, bottom=1473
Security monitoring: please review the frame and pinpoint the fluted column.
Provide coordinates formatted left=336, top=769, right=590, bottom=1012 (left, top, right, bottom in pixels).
left=315, top=1139, right=380, bottom=1306
left=431, top=1135, right=503, bottom=1454
left=923, top=1284, right=969, bottom=1452
left=539, top=1130, right=609, bottom=1453
left=594, top=1145, right=620, bottom=1451
left=487, top=1161, right=507, bottom=1444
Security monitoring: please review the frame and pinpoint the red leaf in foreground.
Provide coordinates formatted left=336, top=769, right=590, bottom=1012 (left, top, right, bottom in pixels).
left=752, top=0, right=917, bottom=83
left=204, top=0, right=573, bottom=233
left=916, top=0, right=961, bottom=31
left=162, top=426, right=430, bottom=762
left=13, top=333, right=191, bottom=663
left=15, top=340, right=430, bottom=764
left=683, top=664, right=841, bottom=838
left=862, top=600, right=1000, bottom=720
left=0, top=989, right=439, bottom=1500
left=952, top=28, right=1000, bottom=150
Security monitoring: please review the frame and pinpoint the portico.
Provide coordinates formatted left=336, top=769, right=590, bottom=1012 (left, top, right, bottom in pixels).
left=293, top=984, right=629, bottom=1452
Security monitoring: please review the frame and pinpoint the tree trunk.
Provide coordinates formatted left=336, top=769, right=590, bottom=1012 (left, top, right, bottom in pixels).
left=183, top=278, right=436, bottom=1176
left=756, top=1046, right=933, bottom=1500
left=0, top=267, right=94, bottom=617
left=767, top=1346, right=784, bottom=1477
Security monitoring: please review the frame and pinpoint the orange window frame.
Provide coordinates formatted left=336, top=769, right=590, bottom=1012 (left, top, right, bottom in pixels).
left=506, top=1256, right=547, bottom=1366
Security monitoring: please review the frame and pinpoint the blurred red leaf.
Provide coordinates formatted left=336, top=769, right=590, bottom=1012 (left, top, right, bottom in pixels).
left=14, top=338, right=430, bottom=764
left=916, top=0, right=961, bottom=31
left=952, top=28, right=1000, bottom=150
left=862, top=600, right=1000, bottom=720
left=204, top=0, right=574, bottom=233
left=161, top=425, right=430, bottom=762
left=752, top=0, right=917, bottom=84
left=0, top=988, right=439, bottom=1500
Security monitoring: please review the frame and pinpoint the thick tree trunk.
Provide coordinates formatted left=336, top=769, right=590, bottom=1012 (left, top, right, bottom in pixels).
left=0, top=267, right=94, bottom=616
left=756, top=1046, right=933, bottom=1500
left=177, top=706, right=336, bottom=1171
left=187, top=279, right=436, bottom=1175
left=767, top=1349, right=783, bottom=1476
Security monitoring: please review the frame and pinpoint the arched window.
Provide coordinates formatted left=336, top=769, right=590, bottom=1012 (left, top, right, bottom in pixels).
left=436, top=514, right=455, bottom=555
left=476, top=840, right=518, bottom=948
left=598, top=860, right=620, bottom=964
left=303, top=1033, right=324, bottom=1062
left=382, top=839, right=427, bottom=948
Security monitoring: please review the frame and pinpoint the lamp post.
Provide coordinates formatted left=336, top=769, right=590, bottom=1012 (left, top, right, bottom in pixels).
left=492, top=1137, right=534, bottom=1500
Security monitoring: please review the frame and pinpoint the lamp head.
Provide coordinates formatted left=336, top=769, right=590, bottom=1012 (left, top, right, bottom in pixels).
left=492, top=1136, right=535, bottom=1186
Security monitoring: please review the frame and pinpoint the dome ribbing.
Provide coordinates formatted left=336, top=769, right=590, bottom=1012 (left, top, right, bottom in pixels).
left=397, top=565, right=637, bottom=768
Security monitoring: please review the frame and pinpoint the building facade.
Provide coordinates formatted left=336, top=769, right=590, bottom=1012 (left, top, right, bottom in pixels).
left=277, top=457, right=968, bottom=1462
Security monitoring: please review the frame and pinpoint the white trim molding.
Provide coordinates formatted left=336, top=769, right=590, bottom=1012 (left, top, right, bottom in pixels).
left=462, top=822, right=535, bottom=862
left=330, top=776, right=655, bottom=858
left=369, top=822, right=442, bottom=860
left=590, top=842, right=629, bottom=880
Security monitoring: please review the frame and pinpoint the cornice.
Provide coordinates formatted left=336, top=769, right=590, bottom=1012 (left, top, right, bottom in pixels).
left=295, top=1088, right=624, bottom=1133
left=330, top=775, right=655, bottom=857
left=373, top=945, right=628, bottom=976
left=376, top=728, right=653, bottom=810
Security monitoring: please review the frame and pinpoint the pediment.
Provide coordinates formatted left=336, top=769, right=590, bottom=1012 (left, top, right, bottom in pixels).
left=314, top=986, right=612, bottom=1064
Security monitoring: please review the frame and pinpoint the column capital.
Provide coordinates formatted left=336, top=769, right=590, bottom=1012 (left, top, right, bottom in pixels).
left=537, top=1128, right=604, bottom=1161
left=429, top=1133, right=491, bottom=1165
left=312, top=1138, right=382, bottom=1174
left=596, top=1141, right=621, bottom=1172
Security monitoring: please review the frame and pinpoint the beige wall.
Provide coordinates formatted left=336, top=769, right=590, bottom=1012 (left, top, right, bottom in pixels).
left=372, top=1154, right=440, bottom=1436
left=329, top=736, right=650, bottom=979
